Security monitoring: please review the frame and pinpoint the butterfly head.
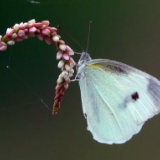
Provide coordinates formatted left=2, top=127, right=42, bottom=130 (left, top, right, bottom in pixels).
left=75, top=52, right=91, bottom=79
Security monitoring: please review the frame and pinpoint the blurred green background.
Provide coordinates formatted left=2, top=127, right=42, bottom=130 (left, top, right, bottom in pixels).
left=1, top=0, right=160, bottom=160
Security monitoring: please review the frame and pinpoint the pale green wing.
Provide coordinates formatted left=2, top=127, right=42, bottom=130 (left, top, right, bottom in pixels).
left=79, top=59, right=160, bottom=144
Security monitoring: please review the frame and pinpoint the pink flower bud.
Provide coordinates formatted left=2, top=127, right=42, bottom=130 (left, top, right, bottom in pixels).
left=55, top=85, right=60, bottom=90
left=63, top=75, right=70, bottom=82
left=66, top=45, right=74, bottom=55
left=69, top=57, right=76, bottom=67
left=41, top=28, right=50, bottom=36
left=7, top=40, right=15, bottom=45
left=11, top=33, right=18, bottom=39
left=58, top=60, right=65, bottom=68
left=59, top=44, right=66, bottom=51
left=57, top=76, right=63, bottom=83
left=69, top=50, right=74, bottom=55
left=55, top=93, right=60, bottom=98
left=48, top=27, right=57, bottom=32
left=50, top=32, right=57, bottom=36
left=6, top=28, right=13, bottom=37
left=39, top=24, right=47, bottom=29
left=61, top=71, right=68, bottom=77
left=56, top=51, right=62, bottom=59
left=69, top=69, right=74, bottom=74
left=41, top=20, right=50, bottom=26
left=18, top=30, right=25, bottom=37
left=29, top=27, right=37, bottom=33
left=0, top=41, right=7, bottom=51
left=45, top=37, right=52, bottom=45
left=64, top=83, right=69, bottom=89
left=24, top=29, right=28, bottom=32
left=58, top=96, right=63, bottom=102
left=20, top=22, right=28, bottom=30
left=33, top=22, right=42, bottom=28
left=65, top=64, right=71, bottom=71
left=52, top=35, right=59, bottom=42
left=36, top=34, right=43, bottom=40
left=13, top=24, right=20, bottom=32
left=28, top=19, right=36, bottom=27
left=62, top=53, right=69, bottom=60
left=36, top=29, right=40, bottom=33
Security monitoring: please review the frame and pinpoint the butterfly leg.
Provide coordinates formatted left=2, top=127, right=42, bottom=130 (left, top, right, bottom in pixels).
left=70, top=79, right=80, bottom=82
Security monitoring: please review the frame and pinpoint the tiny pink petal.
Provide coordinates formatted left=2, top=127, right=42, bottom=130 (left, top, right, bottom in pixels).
left=20, top=22, right=28, bottom=30
left=50, top=32, right=57, bottom=36
left=0, top=42, right=7, bottom=51
left=59, top=44, right=66, bottom=51
left=69, top=57, right=76, bottom=67
left=13, top=24, right=20, bottom=32
left=56, top=51, right=63, bottom=59
left=41, top=20, right=50, bottom=26
left=33, top=22, right=42, bottom=28
left=28, top=19, right=36, bottom=27
left=36, top=34, right=43, bottom=40
left=64, top=83, right=69, bottom=89
left=39, top=24, right=47, bottom=29
left=18, top=30, right=25, bottom=37
left=41, top=28, right=50, bottom=36
left=52, top=35, right=59, bottom=42
left=24, top=29, right=28, bottom=32
left=36, top=29, right=40, bottom=33
left=48, top=27, right=57, bottom=32
left=11, top=33, right=18, bottom=39
left=45, top=37, right=52, bottom=45
left=29, top=27, right=37, bottom=33
left=55, top=84, right=60, bottom=90
left=7, top=40, right=15, bottom=45
left=6, top=28, right=13, bottom=37
left=63, top=53, right=69, bottom=60
left=58, top=96, right=63, bottom=102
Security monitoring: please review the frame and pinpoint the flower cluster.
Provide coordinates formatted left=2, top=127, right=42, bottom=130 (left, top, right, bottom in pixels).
left=0, top=19, right=76, bottom=114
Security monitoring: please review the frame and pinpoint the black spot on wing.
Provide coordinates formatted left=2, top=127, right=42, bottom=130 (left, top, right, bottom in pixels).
left=131, top=92, right=139, bottom=101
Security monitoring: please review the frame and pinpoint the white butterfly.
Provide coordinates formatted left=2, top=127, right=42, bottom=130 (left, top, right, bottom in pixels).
left=76, top=52, right=160, bottom=144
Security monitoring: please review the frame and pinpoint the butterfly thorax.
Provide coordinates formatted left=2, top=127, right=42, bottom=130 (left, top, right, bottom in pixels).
left=76, top=52, right=92, bottom=79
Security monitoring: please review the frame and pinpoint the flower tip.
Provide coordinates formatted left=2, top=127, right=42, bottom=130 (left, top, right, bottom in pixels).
left=13, top=24, right=20, bottom=31
left=28, top=19, right=36, bottom=24
left=0, top=42, right=7, bottom=51
left=56, top=51, right=62, bottom=59
left=52, top=35, right=59, bottom=42
left=7, top=40, right=15, bottom=45
left=58, top=60, right=65, bottom=68
left=59, top=44, right=66, bottom=51
left=42, top=20, right=50, bottom=26
left=6, top=28, right=13, bottom=37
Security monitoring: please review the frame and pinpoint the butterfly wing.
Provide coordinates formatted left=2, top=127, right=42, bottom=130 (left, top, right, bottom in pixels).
left=79, top=59, right=160, bottom=144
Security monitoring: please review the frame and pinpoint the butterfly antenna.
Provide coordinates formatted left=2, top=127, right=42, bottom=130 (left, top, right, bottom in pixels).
left=86, top=21, right=92, bottom=53
left=57, top=25, right=84, bottom=51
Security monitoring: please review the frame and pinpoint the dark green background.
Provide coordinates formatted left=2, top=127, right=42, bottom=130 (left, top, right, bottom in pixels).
left=1, top=0, right=160, bottom=160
